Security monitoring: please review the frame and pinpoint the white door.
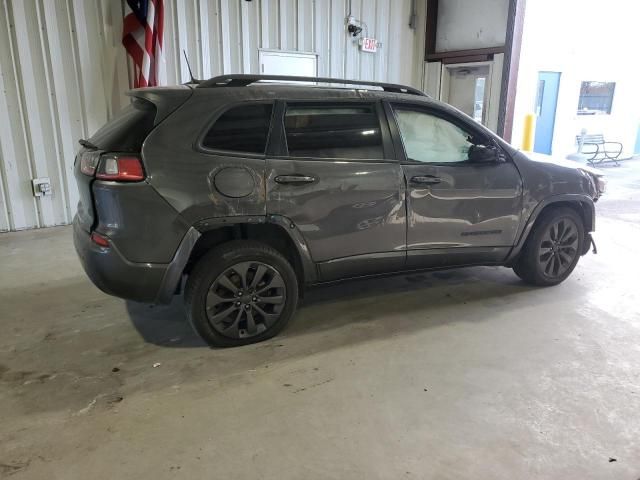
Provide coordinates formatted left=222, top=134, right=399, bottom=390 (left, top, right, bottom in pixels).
left=436, top=57, right=504, bottom=132
left=443, top=65, right=491, bottom=124
left=258, top=50, right=317, bottom=77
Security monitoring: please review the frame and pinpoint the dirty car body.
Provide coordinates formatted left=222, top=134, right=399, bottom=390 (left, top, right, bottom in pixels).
left=73, top=75, right=604, bottom=347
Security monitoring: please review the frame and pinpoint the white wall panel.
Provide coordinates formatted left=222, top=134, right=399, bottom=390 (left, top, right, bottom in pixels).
left=0, top=0, right=37, bottom=230
left=0, top=0, right=129, bottom=232
left=0, top=0, right=426, bottom=232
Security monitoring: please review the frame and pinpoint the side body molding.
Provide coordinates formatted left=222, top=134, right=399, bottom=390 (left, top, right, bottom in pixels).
left=267, top=214, right=318, bottom=284
left=156, top=226, right=201, bottom=304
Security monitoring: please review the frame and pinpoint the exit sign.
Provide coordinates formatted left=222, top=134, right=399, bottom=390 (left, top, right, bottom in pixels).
left=360, top=37, right=378, bottom=53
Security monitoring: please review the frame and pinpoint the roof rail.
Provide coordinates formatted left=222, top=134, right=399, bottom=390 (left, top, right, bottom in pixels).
left=196, top=74, right=427, bottom=96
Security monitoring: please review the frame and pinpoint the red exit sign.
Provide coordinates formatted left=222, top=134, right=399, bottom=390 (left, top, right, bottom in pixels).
left=360, top=37, right=378, bottom=53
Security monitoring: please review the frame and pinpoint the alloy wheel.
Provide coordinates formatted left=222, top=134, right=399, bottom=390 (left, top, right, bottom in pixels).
left=537, top=218, right=579, bottom=278
left=205, top=261, right=286, bottom=339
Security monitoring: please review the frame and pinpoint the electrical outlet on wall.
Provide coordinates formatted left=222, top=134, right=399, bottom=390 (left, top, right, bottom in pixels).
left=32, top=178, right=52, bottom=197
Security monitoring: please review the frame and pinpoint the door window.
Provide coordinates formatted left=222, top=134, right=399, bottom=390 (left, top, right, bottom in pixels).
left=202, top=103, right=273, bottom=154
left=393, top=108, right=474, bottom=164
left=535, top=79, right=545, bottom=116
left=284, top=104, right=384, bottom=159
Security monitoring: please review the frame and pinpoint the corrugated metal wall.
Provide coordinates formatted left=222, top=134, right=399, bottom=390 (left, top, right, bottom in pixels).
left=0, top=0, right=426, bottom=232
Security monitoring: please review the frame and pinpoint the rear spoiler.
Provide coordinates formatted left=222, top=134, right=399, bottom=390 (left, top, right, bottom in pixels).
left=126, top=86, right=194, bottom=125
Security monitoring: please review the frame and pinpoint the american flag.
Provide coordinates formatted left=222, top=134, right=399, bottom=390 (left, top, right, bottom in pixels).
left=122, top=0, right=165, bottom=88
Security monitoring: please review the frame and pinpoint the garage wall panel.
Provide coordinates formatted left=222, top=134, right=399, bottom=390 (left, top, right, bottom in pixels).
left=0, top=0, right=129, bottom=232
left=0, top=0, right=425, bottom=231
left=0, top=0, right=37, bottom=231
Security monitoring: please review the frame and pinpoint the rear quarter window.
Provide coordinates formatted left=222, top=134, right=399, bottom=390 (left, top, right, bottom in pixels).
left=201, top=103, right=274, bottom=154
left=89, top=97, right=156, bottom=151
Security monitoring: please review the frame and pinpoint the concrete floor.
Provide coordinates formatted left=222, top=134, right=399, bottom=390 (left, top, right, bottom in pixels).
left=1, top=161, right=639, bottom=479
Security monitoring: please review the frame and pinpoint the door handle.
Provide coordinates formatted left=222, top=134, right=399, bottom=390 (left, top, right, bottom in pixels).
left=274, top=174, right=316, bottom=185
left=410, top=175, right=441, bottom=185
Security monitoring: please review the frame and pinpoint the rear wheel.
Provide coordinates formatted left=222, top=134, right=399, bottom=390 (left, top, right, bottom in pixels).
left=185, top=241, right=298, bottom=347
left=513, top=207, right=584, bottom=286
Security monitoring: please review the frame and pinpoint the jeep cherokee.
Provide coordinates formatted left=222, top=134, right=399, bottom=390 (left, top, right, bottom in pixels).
left=73, top=74, right=605, bottom=347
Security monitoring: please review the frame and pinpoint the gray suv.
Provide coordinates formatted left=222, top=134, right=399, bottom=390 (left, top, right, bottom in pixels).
left=73, top=74, right=605, bottom=347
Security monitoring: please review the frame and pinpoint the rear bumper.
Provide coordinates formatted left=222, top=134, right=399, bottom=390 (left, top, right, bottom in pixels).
left=73, top=217, right=200, bottom=304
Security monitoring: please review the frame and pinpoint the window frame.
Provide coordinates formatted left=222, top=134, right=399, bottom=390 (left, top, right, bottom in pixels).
left=385, top=101, right=497, bottom=167
left=269, top=99, right=396, bottom=162
left=195, top=100, right=276, bottom=158
left=577, top=81, right=616, bottom=116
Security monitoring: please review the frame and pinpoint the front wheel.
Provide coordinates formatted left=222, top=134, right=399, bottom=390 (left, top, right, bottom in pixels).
left=513, top=206, right=585, bottom=286
left=185, top=241, right=299, bottom=347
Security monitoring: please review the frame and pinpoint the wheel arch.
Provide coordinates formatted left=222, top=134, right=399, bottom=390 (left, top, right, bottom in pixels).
left=506, top=194, right=595, bottom=263
left=185, top=216, right=317, bottom=290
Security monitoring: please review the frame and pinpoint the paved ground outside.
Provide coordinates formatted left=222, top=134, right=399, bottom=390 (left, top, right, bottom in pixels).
left=1, top=159, right=639, bottom=479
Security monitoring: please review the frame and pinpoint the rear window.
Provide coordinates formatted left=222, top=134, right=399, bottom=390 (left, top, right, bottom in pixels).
left=89, top=97, right=156, bottom=151
left=202, top=103, right=273, bottom=154
left=284, top=104, right=384, bottom=159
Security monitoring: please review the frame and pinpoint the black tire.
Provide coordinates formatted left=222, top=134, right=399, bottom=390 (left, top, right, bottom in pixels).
left=185, top=240, right=298, bottom=347
left=513, top=206, right=585, bottom=286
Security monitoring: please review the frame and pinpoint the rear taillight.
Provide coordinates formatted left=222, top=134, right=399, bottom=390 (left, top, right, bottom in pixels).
left=96, top=155, right=145, bottom=182
left=90, top=232, right=110, bottom=247
left=80, top=151, right=101, bottom=176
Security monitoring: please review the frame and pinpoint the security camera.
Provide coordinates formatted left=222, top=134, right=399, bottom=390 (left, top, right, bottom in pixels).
left=346, top=15, right=363, bottom=37
left=348, top=24, right=363, bottom=37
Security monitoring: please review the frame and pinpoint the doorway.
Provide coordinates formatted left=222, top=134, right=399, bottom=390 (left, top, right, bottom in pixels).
left=533, top=71, right=561, bottom=155
left=438, top=59, right=503, bottom=131
left=441, top=64, right=491, bottom=124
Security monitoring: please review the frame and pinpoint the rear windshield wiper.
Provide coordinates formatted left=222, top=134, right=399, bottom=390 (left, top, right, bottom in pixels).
left=79, top=138, right=98, bottom=149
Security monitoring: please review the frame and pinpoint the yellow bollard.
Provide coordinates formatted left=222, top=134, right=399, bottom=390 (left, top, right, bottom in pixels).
left=522, top=113, right=536, bottom=151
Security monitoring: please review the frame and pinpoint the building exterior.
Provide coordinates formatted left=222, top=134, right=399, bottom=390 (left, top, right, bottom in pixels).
left=0, top=0, right=427, bottom=232
left=511, top=0, right=640, bottom=160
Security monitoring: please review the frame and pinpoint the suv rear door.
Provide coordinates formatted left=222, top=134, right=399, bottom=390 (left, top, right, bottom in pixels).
left=386, top=102, right=523, bottom=268
left=265, top=100, right=406, bottom=281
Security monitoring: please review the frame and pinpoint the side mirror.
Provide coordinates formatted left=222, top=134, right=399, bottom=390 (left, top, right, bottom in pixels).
left=468, top=144, right=503, bottom=163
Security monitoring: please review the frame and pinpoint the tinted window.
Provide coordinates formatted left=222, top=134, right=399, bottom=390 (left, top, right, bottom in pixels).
left=89, top=97, right=156, bottom=151
left=284, top=104, right=383, bottom=159
left=203, top=103, right=273, bottom=153
left=394, top=108, right=473, bottom=164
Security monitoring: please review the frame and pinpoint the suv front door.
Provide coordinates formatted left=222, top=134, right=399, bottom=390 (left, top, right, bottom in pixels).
left=266, top=100, right=406, bottom=281
left=387, top=103, right=523, bottom=268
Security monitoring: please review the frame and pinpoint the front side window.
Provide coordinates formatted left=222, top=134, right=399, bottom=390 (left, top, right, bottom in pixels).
left=393, top=108, right=473, bottom=164
left=577, top=81, right=615, bottom=115
left=284, top=104, right=384, bottom=159
left=202, top=103, right=273, bottom=154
